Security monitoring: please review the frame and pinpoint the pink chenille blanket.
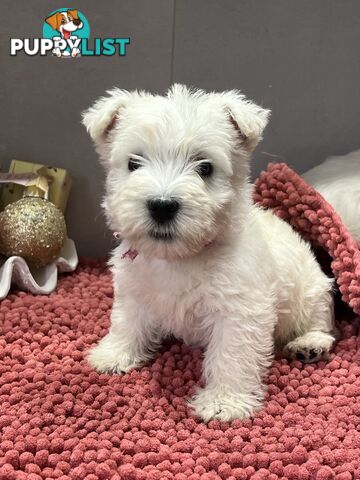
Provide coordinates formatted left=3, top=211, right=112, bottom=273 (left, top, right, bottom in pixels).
left=254, top=162, right=360, bottom=316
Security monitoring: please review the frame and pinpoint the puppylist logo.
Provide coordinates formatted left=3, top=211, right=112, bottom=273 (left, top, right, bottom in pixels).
left=10, top=8, right=130, bottom=58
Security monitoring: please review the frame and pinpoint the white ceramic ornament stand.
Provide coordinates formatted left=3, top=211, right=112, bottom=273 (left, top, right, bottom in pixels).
left=0, top=238, right=78, bottom=300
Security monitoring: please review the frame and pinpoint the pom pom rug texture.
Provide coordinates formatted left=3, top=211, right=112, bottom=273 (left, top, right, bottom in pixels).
left=0, top=164, right=359, bottom=479
left=254, top=162, right=360, bottom=316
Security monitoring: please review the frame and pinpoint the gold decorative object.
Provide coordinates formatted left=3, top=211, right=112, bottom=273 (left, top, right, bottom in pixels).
left=0, top=174, right=67, bottom=267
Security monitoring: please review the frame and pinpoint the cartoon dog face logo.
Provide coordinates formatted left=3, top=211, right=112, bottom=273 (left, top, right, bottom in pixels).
left=45, top=9, right=84, bottom=57
left=45, top=9, right=83, bottom=40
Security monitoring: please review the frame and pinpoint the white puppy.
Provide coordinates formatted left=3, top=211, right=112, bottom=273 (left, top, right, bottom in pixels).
left=82, top=85, right=336, bottom=421
left=303, top=149, right=360, bottom=243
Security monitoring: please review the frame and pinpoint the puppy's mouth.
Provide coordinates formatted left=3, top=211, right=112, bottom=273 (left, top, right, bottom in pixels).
left=62, top=28, right=72, bottom=40
left=149, top=230, right=174, bottom=242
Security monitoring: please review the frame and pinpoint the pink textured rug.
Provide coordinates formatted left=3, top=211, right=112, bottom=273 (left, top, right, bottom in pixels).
left=0, top=260, right=359, bottom=479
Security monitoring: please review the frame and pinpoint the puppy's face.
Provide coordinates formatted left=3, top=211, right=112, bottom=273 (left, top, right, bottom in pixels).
left=83, top=85, right=270, bottom=259
left=45, top=10, right=83, bottom=39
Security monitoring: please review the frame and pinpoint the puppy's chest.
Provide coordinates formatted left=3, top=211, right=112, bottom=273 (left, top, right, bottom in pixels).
left=124, top=258, right=215, bottom=341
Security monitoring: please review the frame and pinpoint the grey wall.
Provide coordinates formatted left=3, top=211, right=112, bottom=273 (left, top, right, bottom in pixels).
left=1, top=0, right=359, bottom=257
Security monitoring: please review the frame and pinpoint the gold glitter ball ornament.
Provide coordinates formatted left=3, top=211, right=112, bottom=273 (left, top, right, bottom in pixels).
left=0, top=197, right=67, bottom=268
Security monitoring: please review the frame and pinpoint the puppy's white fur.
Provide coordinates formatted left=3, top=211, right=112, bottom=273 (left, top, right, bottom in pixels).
left=82, top=85, right=335, bottom=421
left=303, top=149, right=360, bottom=243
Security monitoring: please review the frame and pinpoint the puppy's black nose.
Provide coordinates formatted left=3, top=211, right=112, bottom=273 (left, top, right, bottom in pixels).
left=147, top=198, right=180, bottom=224
left=73, top=18, right=81, bottom=26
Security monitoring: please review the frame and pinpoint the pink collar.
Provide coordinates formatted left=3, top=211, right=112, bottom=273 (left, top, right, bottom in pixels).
left=114, top=233, right=138, bottom=261
left=121, top=248, right=138, bottom=261
left=114, top=232, right=213, bottom=262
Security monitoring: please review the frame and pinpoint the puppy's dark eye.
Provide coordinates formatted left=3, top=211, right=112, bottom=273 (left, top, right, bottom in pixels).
left=128, top=158, right=141, bottom=172
left=196, top=162, right=213, bottom=178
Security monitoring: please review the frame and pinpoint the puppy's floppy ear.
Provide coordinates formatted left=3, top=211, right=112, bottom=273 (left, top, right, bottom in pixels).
left=67, top=9, right=79, bottom=20
left=82, top=88, right=132, bottom=151
left=45, top=12, right=62, bottom=31
left=222, top=91, right=271, bottom=152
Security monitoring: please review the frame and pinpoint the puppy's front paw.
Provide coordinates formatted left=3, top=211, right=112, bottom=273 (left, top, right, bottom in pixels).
left=88, top=334, right=144, bottom=374
left=52, top=48, right=61, bottom=57
left=189, top=387, right=263, bottom=422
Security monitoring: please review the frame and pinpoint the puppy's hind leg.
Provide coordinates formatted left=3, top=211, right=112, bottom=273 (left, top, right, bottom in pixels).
left=284, top=330, right=336, bottom=363
left=284, top=288, right=337, bottom=363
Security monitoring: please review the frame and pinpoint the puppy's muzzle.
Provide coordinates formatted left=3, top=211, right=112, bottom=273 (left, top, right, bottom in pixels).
left=147, top=198, right=180, bottom=225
